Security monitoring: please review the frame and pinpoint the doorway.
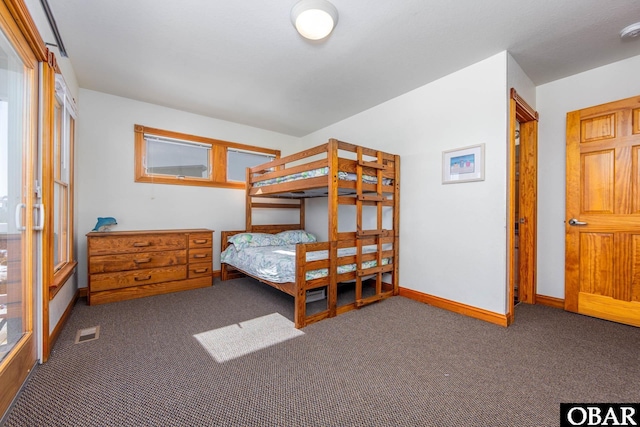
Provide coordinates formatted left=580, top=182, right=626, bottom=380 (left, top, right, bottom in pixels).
left=507, top=88, right=538, bottom=324
left=514, top=122, right=521, bottom=304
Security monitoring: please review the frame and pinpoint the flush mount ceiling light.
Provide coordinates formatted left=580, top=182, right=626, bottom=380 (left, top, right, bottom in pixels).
left=291, top=0, right=338, bottom=40
left=620, top=22, right=640, bottom=40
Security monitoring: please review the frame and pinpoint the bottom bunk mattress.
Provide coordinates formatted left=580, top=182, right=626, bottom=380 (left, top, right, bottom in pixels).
left=221, top=244, right=390, bottom=284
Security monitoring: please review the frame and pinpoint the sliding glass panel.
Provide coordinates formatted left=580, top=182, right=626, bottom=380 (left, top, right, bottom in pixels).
left=0, top=24, right=27, bottom=363
left=0, top=1, right=39, bottom=415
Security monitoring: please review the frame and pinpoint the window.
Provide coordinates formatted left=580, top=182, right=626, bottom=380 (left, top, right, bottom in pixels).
left=51, top=74, right=76, bottom=293
left=134, top=125, right=279, bottom=189
left=227, top=149, right=277, bottom=182
left=145, top=136, right=211, bottom=179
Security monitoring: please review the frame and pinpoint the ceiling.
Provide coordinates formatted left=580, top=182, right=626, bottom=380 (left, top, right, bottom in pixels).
left=37, top=0, right=640, bottom=136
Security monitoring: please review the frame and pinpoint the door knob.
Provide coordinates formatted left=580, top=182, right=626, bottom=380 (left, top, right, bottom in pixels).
left=568, top=218, right=587, bottom=226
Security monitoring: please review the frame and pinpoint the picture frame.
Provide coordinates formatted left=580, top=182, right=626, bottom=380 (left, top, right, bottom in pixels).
left=442, top=143, right=485, bottom=184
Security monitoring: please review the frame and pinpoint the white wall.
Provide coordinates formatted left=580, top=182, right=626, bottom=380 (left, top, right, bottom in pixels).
left=301, top=52, right=511, bottom=314
left=536, top=54, right=640, bottom=299
left=75, top=89, right=298, bottom=287
left=507, top=53, right=536, bottom=107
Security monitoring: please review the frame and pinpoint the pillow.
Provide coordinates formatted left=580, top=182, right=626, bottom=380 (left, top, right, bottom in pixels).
left=275, top=230, right=317, bottom=245
left=227, top=232, right=286, bottom=251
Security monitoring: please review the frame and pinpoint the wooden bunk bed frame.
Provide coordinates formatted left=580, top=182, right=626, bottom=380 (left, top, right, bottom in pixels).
left=221, top=138, right=400, bottom=328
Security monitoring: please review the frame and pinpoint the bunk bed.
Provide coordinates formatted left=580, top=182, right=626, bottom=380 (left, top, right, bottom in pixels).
left=220, top=139, right=400, bottom=328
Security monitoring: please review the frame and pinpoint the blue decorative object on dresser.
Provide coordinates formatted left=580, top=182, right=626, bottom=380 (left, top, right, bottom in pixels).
left=92, top=217, right=117, bottom=232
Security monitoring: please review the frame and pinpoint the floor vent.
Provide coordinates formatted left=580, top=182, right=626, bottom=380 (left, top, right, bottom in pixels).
left=75, top=326, right=100, bottom=344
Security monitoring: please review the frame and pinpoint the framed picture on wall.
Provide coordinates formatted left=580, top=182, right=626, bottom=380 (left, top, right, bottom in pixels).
left=442, top=143, right=485, bottom=184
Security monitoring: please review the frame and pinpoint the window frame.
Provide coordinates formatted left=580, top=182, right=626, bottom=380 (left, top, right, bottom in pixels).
left=48, top=73, right=76, bottom=297
left=134, top=125, right=280, bottom=189
left=53, top=95, right=68, bottom=271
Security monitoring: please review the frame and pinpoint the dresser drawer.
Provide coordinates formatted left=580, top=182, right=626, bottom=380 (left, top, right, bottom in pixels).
left=189, top=248, right=212, bottom=264
left=189, top=262, right=212, bottom=278
left=90, top=265, right=188, bottom=292
left=89, top=250, right=187, bottom=274
left=88, top=233, right=187, bottom=256
left=189, top=233, right=212, bottom=248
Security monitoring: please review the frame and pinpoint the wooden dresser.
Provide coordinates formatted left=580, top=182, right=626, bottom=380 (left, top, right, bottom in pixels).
left=87, top=229, right=213, bottom=305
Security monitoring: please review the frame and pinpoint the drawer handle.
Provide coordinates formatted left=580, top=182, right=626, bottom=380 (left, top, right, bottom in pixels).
left=134, top=275, right=152, bottom=281
left=133, top=242, right=151, bottom=247
left=193, top=239, right=208, bottom=244
left=134, top=258, right=151, bottom=264
left=193, top=254, right=208, bottom=259
left=193, top=268, right=208, bottom=274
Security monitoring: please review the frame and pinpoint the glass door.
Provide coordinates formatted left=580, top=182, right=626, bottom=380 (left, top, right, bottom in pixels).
left=0, top=1, right=39, bottom=417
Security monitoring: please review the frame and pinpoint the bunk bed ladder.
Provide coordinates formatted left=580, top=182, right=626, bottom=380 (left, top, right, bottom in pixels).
left=354, top=147, right=392, bottom=308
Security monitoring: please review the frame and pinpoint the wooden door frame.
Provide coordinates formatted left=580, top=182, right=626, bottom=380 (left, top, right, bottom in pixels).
left=507, top=88, right=538, bottom=325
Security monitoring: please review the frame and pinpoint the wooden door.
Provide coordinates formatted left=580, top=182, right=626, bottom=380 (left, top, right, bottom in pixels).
left=508, top=89, right=538, bottom=324
left=517, top=119, right=538, bottom=303
left=565, top=95, right=640, bottom=327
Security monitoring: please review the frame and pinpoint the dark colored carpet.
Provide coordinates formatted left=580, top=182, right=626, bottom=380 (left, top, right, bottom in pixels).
left=3, top=277, right=639, bottom=426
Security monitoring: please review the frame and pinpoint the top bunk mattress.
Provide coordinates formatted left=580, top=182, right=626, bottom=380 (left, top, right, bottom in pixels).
left=253, top=167, right=393, bottom=188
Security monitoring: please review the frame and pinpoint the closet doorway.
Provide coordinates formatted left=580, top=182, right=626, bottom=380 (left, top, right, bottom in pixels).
left=507, top=89, right=538, bottom=324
